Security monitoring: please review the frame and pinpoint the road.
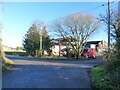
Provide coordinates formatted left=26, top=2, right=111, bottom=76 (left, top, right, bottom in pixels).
left=2, top=55, right=103, bottom=88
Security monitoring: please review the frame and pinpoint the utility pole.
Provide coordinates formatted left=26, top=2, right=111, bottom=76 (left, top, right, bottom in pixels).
left=39, top=21, right=42, bottom=57
left=118, top=1, right=120, bottom=29
left=108, top=0, right=111, bottom=49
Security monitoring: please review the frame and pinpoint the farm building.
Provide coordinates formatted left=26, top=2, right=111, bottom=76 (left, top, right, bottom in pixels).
left=51, top=37, right=108, bottom=56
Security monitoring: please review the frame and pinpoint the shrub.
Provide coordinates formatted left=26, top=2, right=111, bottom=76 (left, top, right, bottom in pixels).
left=95, top=48, right=120, bottom=90
left=92, top=66, right=120, bottom=90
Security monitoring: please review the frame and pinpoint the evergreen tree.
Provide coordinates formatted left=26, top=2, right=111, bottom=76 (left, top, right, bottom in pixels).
left=23, top=23, right=53, bottom=56
left=42, top=27, right=53, bottom=53
left=23, top=23, right=40, bottom=56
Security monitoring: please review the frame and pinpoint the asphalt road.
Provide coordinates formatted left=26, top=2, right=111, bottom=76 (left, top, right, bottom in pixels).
left=2, top=55, right=103, bottom=88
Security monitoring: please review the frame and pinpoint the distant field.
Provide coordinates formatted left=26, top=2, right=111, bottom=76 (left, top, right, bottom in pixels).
left=4, top=50, right=27, bottom=56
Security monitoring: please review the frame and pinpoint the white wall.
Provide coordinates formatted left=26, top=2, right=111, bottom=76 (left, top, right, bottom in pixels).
left=51, top=45, right=66, bottom=56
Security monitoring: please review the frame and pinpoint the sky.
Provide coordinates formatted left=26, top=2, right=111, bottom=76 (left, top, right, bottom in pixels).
left=0, top=1, right=118, bottom=48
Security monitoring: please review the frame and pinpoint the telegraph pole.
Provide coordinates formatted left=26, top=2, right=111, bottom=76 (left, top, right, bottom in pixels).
left=108, top=0, right=111, bottom=49
left=39, top=21, right=42, bottom=57
left=118, top=1, right=120, bottom=29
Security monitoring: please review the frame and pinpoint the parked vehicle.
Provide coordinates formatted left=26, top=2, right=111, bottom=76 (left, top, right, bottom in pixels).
left=81, top=48, right=96, bottom=58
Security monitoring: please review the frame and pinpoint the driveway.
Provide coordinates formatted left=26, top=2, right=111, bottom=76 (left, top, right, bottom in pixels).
left=2, top=55, right=103, bottom=88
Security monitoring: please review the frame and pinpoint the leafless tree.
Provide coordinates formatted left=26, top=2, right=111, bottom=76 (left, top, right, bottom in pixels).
left=51, top=13, right=100, bottom=59
left=99, top=9, right=120, bottom=59
left=99, top=10, right=120, bottom=40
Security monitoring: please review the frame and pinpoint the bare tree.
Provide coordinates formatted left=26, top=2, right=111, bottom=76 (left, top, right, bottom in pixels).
left=99, top=10, right=120, bottom=40
left=51, top=13, right=100, bottom=59
left=100, top=9, right=120, bottom=58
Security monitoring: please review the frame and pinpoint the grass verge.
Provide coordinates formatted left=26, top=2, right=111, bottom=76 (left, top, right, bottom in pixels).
left=91, top=66, right=120, bottom=90
left=2, top=56, right=14, bottom=71
left=4, top=50, right=26, bottom=56
left=3, top=56, right=14, bottom=64
left=39, top=56, right=87, bottom=61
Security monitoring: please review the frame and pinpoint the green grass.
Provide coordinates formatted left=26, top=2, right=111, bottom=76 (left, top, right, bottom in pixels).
left=4, top=50, right=87, bottom=60
left=37, top=55, right=88, bottom=61
left=92, top=66, right=120, bottom=90
left=0, top=62, right=2, bottom=72
left=2, top=62, right=8, bottom=71
left=4, top=50, right=26, bottom=56
left=1, top=56, right=14, bottom=71
left=3, top=56, right=14, bottom=64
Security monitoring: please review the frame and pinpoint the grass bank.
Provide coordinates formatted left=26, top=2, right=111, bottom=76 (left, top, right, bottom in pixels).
left=2, top=56, right=14, bottom=71
left=92, top=66, right=120, bottom=90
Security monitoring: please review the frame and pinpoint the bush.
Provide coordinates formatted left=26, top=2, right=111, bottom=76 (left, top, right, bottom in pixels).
left=92, top=66, right=120, bottom=90
left=2, top=62, right=8, bottom=71
left=103, top=48, right=120, bottom=71
left=92, top=48, right=120, bottom=90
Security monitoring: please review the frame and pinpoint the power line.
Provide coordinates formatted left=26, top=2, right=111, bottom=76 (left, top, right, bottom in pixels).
left=79, top=4, right=105, bottom=13
left=78, top=0, right=118, bottom=13
left=49, top=0, right=118, bottom=23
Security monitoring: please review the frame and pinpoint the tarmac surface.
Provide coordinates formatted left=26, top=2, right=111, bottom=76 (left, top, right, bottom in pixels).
left=2, top=55, right=103, bottom=88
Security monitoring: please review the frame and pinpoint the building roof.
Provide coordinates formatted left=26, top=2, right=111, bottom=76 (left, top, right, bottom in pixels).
left=86, top=41, right=101, bottom=44
left=53, top=37, right=107, bottom=45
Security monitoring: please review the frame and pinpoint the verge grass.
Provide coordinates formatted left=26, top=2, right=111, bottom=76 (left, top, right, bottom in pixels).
left=1, top=54, right=14, bottom=71
left=92, top=66, right=120, bottom=90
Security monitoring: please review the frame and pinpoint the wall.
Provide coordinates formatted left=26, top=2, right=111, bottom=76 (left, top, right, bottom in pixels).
left=51, top=45, right=66, bottom=56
